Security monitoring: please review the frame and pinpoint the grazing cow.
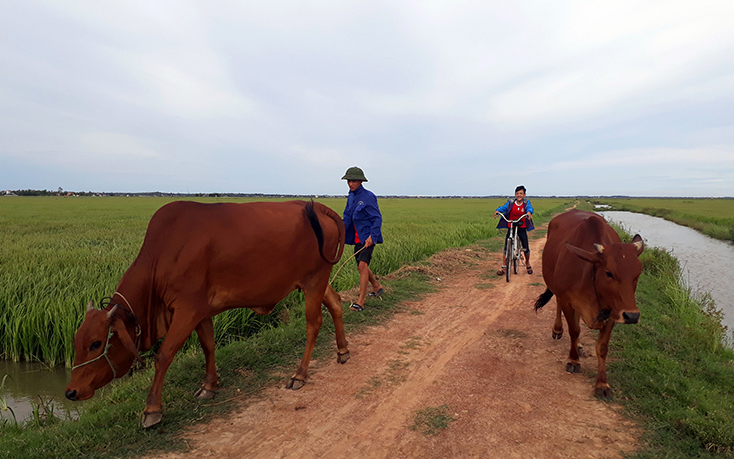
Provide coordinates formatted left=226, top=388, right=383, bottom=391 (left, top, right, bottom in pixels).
left=534, top=210, right=644, bottom=398
left=65, top=200, right=347, bottom=428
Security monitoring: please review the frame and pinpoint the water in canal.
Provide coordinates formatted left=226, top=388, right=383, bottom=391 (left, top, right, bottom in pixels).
left=0, top=360, right=80, bottom=423
left=598, top=211, right=734, bottom=336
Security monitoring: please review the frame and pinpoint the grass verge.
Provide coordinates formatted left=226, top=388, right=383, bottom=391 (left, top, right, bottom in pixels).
left=609, top=241, right=734, bottom=457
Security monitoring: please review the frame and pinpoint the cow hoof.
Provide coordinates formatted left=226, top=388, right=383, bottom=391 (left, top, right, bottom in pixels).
left=286, top=378, right=306, bottom=390
left=337, top=351, right=350, bottom=364
left=141, top=411, right=163, bottom=429
left=565, top=363, right=581, bottom=373
left=194, top=388, right=216, bottom=400
left=595, top=387, right=613, bottom=399
left=552, top=331, right=563, bottom=340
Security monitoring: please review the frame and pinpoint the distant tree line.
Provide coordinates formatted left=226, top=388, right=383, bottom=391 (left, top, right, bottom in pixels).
left=11, top=189, right=56, bottom=196
left=8, top=189, right=98, bottom=196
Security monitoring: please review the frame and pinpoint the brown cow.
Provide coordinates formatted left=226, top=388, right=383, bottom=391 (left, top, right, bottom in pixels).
left=65, top=200, right=347, bottom=428
left=534, top=209, right=644, bottom=398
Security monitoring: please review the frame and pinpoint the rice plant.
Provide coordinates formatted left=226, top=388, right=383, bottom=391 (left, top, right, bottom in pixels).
left=0, top=375, right=17, bottom=425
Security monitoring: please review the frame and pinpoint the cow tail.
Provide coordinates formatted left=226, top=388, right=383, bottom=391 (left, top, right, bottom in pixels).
left=534, top=288, right=554, bottom=311
left=304, top=200, right=345, bottom=265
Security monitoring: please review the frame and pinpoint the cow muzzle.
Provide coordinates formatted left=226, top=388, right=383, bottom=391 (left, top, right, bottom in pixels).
left=65, top=389, right=77, bottom=401
left=622, top=311, right=640, bottom=324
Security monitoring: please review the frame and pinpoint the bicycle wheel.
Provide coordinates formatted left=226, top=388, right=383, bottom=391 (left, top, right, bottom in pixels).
left=513, top=248, right=518, bottom=274
left=505, top=237, right=512, bottom=282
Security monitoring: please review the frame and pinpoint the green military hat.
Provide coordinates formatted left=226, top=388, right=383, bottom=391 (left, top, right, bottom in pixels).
left=341, top=166, right=368, bottom=182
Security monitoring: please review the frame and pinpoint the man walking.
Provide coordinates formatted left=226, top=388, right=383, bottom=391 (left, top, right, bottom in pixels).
left=342, top=166, right=384, bottom=311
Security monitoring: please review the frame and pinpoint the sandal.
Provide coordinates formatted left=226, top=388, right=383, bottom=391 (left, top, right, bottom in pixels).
left=526, top=266, right=533, bottom=275
left=350, top=303, right=364, bottom=312
left=496, top=266, right=507, bottom=276
left=368, top=288, right=384, bottom=297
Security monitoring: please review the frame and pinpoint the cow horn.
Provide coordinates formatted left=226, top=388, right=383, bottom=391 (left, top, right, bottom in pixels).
left=87, top=300, right=95, bottom=311
left=107, top=304, right=120, bottom=321
left=594, top=244, right=605, bottom=254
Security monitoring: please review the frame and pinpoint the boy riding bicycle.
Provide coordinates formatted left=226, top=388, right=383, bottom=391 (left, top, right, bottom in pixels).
left=494, top=185, right=534, bottom=276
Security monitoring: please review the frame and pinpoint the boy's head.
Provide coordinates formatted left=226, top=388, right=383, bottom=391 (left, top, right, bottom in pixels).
left=514, top=185, right=526, bottom=202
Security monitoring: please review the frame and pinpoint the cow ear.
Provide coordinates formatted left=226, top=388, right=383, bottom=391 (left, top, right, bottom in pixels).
left=87, top=300, right=95, bottom=312
left=565, top=242, right=601, bottom=264
left=631, top=234, right=644, bottom=256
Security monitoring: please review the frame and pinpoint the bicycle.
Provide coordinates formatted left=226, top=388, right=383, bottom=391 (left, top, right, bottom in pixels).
left=498, top=213, right=528, bottom=283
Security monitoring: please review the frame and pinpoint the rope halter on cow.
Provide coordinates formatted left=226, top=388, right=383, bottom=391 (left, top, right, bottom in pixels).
left=70, top=292, right=142, bottom=379
left=71, top=324, right=118, bottom=379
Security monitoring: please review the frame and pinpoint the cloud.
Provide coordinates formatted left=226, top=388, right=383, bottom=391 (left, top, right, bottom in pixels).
left=1, top=1, right=733, bottom=195
left=536, top=147, right=734, bottom=173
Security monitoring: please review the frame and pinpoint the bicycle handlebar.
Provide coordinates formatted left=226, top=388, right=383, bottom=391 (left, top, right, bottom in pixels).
left=496, top=213, right=529, bottom=224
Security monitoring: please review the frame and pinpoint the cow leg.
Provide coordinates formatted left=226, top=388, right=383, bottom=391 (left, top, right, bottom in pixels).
left=142, top=312, right=200, bottom=428
left=322, top=284, right=350, bottom=364
left=552, top=303, right=564, bottom=340
left=594, top=320, right=616, bottom=399
left=563, top=305, right=582, bottom=373
left=193, top=317, right=217, bottom=400
left=286, top=287, right=324, bottom=390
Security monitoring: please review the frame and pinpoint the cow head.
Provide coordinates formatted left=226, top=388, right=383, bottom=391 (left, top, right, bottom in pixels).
left=565, top=234, right=644, bottom=325
left=65, top=301, right=142, bottom=401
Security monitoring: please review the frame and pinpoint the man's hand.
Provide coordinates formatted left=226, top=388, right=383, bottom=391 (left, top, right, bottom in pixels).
left=365, top=235, right=374, bottom=247
left=526, top=213, right=533, bottom=220
left=493, top=211, right=499, bottom=219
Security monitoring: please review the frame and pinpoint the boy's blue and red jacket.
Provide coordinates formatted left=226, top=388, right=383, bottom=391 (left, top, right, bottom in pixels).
left=343, top=185, right=383, bottom=245
left=495, top=198, right=535, bottom=231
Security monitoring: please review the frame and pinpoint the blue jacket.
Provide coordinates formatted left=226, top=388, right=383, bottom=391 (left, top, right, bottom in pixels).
left=496, top=198, right=535, bottom=231
left=343, top=185, right=383, bottom=245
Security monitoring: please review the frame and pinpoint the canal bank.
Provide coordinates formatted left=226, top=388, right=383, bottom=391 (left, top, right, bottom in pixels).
left=598, top=210, right=734, bottom=338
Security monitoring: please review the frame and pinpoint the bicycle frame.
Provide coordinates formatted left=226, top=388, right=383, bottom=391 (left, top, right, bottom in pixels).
left=498, top=213, right=527, bottom=282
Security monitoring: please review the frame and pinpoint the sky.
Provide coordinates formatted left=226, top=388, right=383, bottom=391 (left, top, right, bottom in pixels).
left=1, top=1, right=733, bottom=197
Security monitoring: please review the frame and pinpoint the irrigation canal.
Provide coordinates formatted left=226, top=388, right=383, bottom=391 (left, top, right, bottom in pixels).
left=2, top=209, right=733, bottom=424
left=0, top=360, right=78, bottom=423
left=598, top=210, right=734, bottom=339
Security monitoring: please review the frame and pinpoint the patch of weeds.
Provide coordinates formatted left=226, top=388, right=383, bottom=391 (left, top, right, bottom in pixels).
left=400, top=336, right=422, bottom=350
left=474, top=283, right=495, bottom=289
left=355, top=376, right=384, bottom=399
left=497, top=329, right=528, bottom=340
left=529, top=282, right=544, bottom=287
left=386, top=359, right=410, bottom=384
left=409, top=309, right=425, bottom=315
left=410, top=404, right=455, bottom=435
left=387, top=359, right=409, bottom=372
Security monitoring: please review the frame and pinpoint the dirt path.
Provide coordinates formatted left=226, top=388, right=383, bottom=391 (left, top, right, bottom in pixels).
left=150, top=229, right=639, bottom=459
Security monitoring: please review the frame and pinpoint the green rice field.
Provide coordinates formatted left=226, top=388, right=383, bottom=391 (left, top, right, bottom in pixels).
left=3, top=196, right=734, bottom=458
left=594, top=198, right=734, bottom=242
left=0, top=196, right=571, bottom=366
